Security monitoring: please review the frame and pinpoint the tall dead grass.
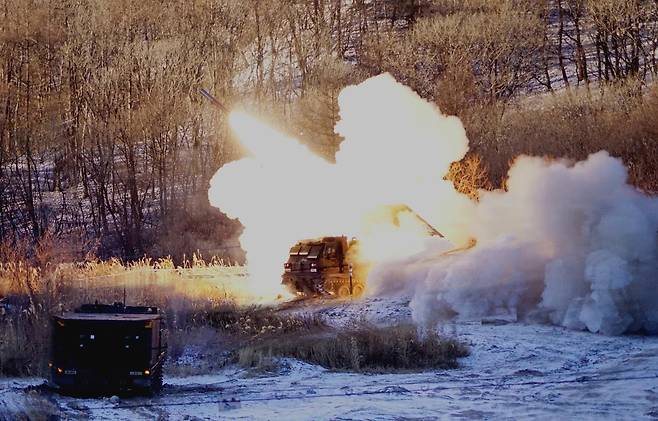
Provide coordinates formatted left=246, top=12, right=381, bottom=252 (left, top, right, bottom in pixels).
left=0, top=234, right=246, bottom=376
left=166, top=303, right=329, bottom=375
left=236, top=323, right=469, bottom=372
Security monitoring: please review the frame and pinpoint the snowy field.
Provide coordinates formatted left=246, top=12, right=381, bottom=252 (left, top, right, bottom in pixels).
left=2, top=297, right=658, bottom=420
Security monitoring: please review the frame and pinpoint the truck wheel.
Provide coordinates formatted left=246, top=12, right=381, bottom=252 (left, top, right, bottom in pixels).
left=337, top=285, right=351, bottom=298
left=352, top=284, right=364, bottom=296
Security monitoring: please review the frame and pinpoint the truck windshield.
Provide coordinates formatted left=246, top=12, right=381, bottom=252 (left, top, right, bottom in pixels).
left=289, top=245, right=301, bottom=255
left=308, top=245, right=323, bottom=259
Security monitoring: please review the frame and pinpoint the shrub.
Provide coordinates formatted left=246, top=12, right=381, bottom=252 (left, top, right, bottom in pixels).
left=196, top=304, right=326, bottom=338
left=236, top=323, right=469, bottom=372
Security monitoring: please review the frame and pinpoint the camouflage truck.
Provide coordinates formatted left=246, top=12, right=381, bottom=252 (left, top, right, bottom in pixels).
left=281, top=205, right=446, bottom=298
left=281, top=236, right=363, bottom=298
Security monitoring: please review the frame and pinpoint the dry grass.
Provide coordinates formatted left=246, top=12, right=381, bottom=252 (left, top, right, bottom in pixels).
left=165, top=326, right=234, bottom=377
left=166, top=305, right=328, bottom=376
left=0, top=312, right=51, bottom=377
left=236, top=323, right=469, bottom=373
left=0, top=222, right=472, bottom=378
left=192, top=303, right=326, bottom=337
left=0, top=234, right=333, bottom=377
left=170, top=304, right=469, bottom=376
left=457, top=81, right=658, bottom=192
left=1, top=237, right=469, bottom=377
left=0, top=235, right=247, bottom=377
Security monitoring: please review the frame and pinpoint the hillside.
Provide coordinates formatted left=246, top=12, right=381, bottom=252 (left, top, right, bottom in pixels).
left=1, top=0, right=657, bottom=259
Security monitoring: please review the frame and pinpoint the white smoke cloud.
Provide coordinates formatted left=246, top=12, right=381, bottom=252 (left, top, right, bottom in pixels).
left=209, top=73, right=658, bottom=335
left=208, top=73, right=472, bottom=299
left=370, top=152, right=658, bottom=335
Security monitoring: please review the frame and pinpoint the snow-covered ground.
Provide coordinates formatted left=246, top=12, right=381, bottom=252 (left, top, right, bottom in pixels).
left=2, top=297, right=658, bottom=420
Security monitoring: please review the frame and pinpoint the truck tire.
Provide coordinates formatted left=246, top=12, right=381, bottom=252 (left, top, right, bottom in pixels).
left=352, top=284, right=364, bottom=296
left=337, top=285, right=351, bottom=298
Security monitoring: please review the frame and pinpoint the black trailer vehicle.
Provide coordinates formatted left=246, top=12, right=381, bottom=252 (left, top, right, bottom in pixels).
left=50, top=302, right=167, bottom=395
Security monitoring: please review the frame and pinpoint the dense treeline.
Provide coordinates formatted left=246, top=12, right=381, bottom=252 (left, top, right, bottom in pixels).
left=1, top=0, right=657, bottom=259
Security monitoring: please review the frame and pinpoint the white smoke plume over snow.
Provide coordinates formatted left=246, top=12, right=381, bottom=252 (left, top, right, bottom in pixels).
left=370, top=152, right=658, bottom=335
left=209, top=73, right=658, bottom=335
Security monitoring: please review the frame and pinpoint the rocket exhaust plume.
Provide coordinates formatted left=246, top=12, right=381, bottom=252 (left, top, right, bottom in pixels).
left=209, top=74, right=472, bottom=300
left=209, top=74, right=658, bottom=335
left=372, top=152, right=658, bottom=335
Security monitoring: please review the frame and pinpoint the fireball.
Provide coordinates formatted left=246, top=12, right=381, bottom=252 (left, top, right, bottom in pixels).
left=208, top=74, right=476, bottom=301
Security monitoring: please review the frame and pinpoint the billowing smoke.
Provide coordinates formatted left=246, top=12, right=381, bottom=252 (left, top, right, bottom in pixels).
left=209, top=73, right=658, bottom=335
left=370, top=152, right=658, bottom=335
left=209, top=74, right=473, bottom=299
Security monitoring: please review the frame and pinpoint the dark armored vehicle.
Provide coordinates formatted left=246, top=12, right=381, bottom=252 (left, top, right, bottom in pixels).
left=282, top=236, right=363, bottom=298
left=50, top=302, right=167, bottom=394
left=281, top=205, right=448, bottom=298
